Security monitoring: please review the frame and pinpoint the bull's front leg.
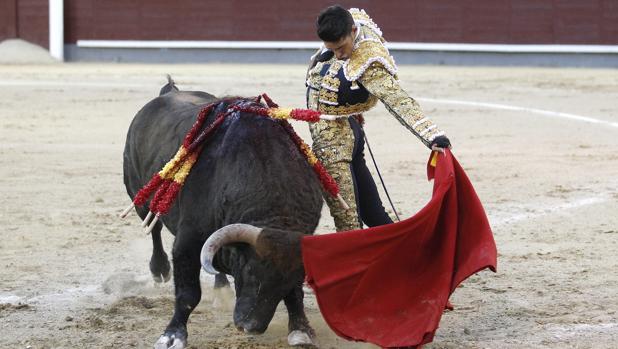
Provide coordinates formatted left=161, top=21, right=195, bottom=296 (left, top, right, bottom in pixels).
left=284, top=286, right=316, bottom=347
left=154, top=234, right=202, bottom=349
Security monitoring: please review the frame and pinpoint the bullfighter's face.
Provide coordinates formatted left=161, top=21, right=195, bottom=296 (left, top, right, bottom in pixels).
left=324, top=26, right=357, bottom=60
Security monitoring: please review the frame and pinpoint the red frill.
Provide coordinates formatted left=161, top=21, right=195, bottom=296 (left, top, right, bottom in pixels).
left=157, top=181, right=182, bottom=215
left=290, top=109, right=321, bottom=122
left=312, top=161, right=339, bottom=197
left=131, top=96, right=342, bottom=217
left=133, top=174, right=163, bottom=206
left=183, top=104, right=214, bottom=148
left=149, top=179, right=172, bottom=212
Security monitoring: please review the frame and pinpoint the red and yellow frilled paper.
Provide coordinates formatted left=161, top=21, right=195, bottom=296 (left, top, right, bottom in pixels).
left=126, top=95, right=345, bottom=232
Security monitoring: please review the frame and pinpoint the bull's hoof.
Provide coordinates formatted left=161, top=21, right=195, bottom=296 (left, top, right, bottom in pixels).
left=288, top=330, right=315, bottom=347
left=154, top=333, right=186, bottom=349
left=150, top=256, right=171, bottom=283
left=151, top=271, right=171, bottom=283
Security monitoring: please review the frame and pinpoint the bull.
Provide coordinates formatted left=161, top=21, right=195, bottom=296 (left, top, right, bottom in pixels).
left=122, top=76, right=323, bottom=348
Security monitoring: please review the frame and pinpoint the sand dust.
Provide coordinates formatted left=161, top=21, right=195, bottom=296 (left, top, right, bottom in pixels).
left=0, top=62, right=617, bottom=348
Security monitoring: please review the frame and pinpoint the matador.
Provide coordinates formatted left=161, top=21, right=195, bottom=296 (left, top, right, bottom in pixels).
left=306, top=6, right=451, bottom=231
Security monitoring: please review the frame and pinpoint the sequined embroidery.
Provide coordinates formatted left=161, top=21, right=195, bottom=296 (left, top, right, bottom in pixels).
left=318, top=90, right=339, bottom=106
left=321, top=74, right=341, bottom=92
left=344, top=40, right=397, bottom=82
left=341, top=9, right=398, bottom=82
left=350, top=8, right=382, bottom=37
left=359, top=62, right=443, bottom=146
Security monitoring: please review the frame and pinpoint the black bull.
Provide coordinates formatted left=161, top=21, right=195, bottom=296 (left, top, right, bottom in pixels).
left=122, top=79, right=323, bottom=348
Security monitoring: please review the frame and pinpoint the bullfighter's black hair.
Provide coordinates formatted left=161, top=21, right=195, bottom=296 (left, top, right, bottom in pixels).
left=316, top=5, right=354, bottom=42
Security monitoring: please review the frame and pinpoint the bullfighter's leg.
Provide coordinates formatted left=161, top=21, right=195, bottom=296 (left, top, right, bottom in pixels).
left=312, top=121, right=361, bottom=232
left=284, top=286, right=316, bottom=347
left=136, top=207, right=171, bottom=283
left=323, top=160, right=363, bottom=232
left=155, top=233, right=202, bottom=349
left=349, top=117, right=394, bottom=227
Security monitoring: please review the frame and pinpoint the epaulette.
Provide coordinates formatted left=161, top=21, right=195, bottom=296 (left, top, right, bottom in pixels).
left=343, top=39, right=397, bottom=82
left=349, top=8, right=383, bottom=37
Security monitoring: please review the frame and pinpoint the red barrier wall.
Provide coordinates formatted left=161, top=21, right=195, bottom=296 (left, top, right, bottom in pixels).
left=2, top=1, right=618, bottom=48
left=0, top=0, right=48, bottom=48
left=63, top=0, right=618, bottom=45
left=0, top=0, right=18, bottom=40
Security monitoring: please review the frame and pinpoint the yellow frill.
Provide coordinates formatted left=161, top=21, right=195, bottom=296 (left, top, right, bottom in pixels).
left=159, top=146, right=188, bottom=179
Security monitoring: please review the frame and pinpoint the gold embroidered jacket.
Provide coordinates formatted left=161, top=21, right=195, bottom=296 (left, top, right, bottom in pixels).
left=306, top=8, right=444, bottom=162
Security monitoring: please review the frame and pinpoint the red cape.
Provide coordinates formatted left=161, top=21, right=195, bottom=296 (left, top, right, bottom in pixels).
left=302, top=150, right=497, bottom=348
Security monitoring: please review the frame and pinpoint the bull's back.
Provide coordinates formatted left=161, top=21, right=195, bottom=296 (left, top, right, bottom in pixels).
left=123, top=94, right=322, bottom=236
left=190, top=114, right=323, bottom=232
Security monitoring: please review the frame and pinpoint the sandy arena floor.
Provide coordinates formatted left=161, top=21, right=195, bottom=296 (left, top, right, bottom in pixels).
left=0, top=63, right=617, bottom=349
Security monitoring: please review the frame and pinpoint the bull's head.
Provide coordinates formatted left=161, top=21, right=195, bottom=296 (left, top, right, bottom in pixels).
left=200, top=224, right=305, bottom=333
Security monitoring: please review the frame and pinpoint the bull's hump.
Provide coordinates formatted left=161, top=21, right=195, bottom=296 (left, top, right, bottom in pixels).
left=173, top=93, right=212, bottom=105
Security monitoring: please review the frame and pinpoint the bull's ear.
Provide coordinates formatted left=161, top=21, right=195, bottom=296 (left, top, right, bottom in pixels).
left=255, top=229, right=304, bottom=275
left=211, top=246, right=232, bottom=275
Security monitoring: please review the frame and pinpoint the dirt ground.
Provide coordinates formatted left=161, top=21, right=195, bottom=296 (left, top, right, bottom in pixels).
left=0, top=62, right=617, bottom=349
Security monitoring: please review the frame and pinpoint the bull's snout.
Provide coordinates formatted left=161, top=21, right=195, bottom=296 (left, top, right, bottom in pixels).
left=235, top=318, right=269, bottom=334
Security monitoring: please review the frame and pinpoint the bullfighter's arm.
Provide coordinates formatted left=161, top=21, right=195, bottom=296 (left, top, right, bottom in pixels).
left=358, top=63, right=445, bottom=148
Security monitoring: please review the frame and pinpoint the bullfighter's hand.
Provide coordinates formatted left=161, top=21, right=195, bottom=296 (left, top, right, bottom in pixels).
left=431, top=135, right=452, bottom=153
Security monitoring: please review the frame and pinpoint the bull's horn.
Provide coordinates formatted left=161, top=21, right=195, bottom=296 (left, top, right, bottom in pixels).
left=200, top=224, right=262, bottom=275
